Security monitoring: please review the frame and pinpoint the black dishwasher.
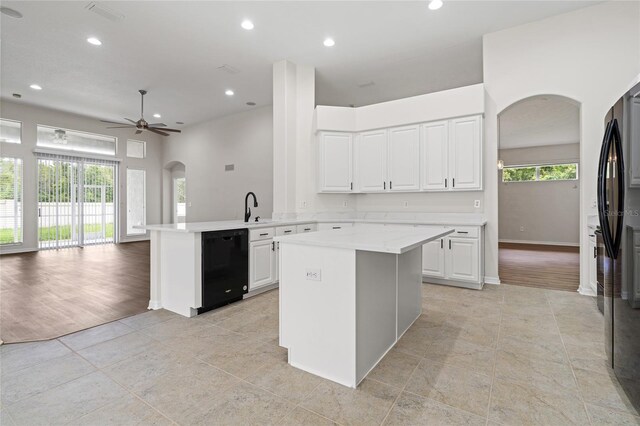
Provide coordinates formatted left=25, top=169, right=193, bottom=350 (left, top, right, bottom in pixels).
left=199, top=229, right=249, bottom=314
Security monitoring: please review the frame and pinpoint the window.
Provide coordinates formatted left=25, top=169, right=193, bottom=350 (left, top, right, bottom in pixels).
left=37, top=125, right=116, bottom=156
left=0, top=119, right=21, bottom=144
left=502, top=163, right=578, bottom=182
left=174, top=177, right=186, bottom=223
left=0, top=158, right=23, bottom=244
left=127, top=139, right=146, bottom=159
left=126, top=168, right=146, bottom=235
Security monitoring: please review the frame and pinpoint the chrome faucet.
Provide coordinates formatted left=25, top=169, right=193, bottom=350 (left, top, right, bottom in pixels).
left=244, top=192, right=258, bottom=222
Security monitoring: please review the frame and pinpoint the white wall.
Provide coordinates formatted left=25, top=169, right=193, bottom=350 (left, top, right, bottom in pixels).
left=0, top=100, right=164, bottom=253
left=483, top=1, right=640, bottom=293
left=163, top=105, right=273, bottom=222
left=499, top=143, right=580, bottom=245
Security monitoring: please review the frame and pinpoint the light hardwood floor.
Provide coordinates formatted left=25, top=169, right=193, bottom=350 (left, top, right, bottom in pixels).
left=0, top=242, right=150, bottom=343
left=498, top=242, right=580, bottom=292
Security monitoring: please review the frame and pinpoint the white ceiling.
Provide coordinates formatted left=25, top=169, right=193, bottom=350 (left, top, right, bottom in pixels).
left=1, top=1, right=597, bottom=126
left=499, top=95, right=580, bottom=149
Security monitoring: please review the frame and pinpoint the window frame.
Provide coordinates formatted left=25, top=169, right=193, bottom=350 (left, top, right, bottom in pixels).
left=36, top=124, right=118, bottom=156
left=126, top=139, right=146, bottom=159
left=0, top=157, right=23, bottom=245
left=0, top=118, right=22, bottom=144
left=501, top=162, right=579, bottom=183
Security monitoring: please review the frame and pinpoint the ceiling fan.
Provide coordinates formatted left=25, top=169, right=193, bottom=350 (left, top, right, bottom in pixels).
left=100, top=90, right=181, bottom=136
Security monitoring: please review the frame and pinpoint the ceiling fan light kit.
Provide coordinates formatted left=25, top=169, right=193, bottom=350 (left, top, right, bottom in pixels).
left=100, top=90, right=181, bottom=137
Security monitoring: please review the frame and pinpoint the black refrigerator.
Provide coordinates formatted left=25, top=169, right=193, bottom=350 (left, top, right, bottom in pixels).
left=597, top=81, right=640, bottom=412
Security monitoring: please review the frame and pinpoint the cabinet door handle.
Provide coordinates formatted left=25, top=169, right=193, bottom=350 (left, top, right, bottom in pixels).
left=390, top=181, right=393, bottom=189
left=304, top=228, right=311, bottom=231
left=272, top=241, right=275, bottom=251
left=332, top=226, right=341, bottom=230
left=384, top=182, right=386, bottom=190
left=449, top=240, right=452, bottom=250
left=284, top=230, right=292, bottom=233
left=440, top=239, right=443, bottom=249
left=260, top=233, right=268, bottom=236
left=452, top=178, right=455, bottom=188
left=350, top=182, right=353, bottom=190
left=445, top=179, right=447, bottom=188
left=457, top=231, right=468, bottom=234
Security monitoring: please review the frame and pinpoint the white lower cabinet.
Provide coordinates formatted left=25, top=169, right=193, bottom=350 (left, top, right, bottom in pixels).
left=446, top=237, right=479, bottom=283
left=421, top=226, right=483, bottom=289
left=422, top=238, right=445, bottom=278
left=249, top=239, right=276, bottom=290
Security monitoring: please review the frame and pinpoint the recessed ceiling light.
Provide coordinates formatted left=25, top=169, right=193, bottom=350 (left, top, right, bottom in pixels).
left=87, top=37, right=102, bottom=46
left=153, top=113, right=161, bottom=118
left=428, top=0, right=443, bottom=10
left=323, top=38, right=335, bottom=47
left=225, top=89, right=234, bottom=96
left=0, top=6, right=23, bottom=18
left=30, top=84, right=42, bottom=90
left=241, top=19, right=254, bottom=30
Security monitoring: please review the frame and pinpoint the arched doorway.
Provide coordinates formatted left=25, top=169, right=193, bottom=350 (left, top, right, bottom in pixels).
left=497, top=95, right=581, bottom=291
left=163, top=161, right=187, bottom=224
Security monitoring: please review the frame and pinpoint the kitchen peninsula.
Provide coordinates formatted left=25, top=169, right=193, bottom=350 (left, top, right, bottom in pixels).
left=276, top=224, right=453, bottom=387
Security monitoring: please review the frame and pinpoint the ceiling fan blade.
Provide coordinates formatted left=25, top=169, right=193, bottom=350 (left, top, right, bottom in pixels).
left=125, top=118, right=138, bottom=124
left=106, top=125, right=136, bottom=129
left=148, top=128, right=169, bottom=136
left=135, top=130, right=143, bottom=135
left=147, top=123, right=166, bottom=127
left=100, top=120, right=131, bottom=125
left=150, top=127, right=181, bottom=133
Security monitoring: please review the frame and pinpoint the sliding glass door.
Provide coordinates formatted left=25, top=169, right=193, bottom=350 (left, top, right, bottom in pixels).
left=37, top=157, right=116, bottom=249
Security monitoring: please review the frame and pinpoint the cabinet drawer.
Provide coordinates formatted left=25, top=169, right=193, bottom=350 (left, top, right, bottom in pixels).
left=296, top=224, right=318, bottom=233
left=450, top=227, right=479, bottom=238
left=318, top=222, right=353, bottom=231
left=250, top=228, right=274, bottom=242
left=276, top=226, right=297, bottom=236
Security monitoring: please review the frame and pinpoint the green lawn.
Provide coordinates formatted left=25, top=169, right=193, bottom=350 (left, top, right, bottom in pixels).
left=0, top=224, right=114, bottom=244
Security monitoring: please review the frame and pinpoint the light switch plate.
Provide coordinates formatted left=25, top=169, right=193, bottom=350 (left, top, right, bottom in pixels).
left=306, top=268, right=321, bottom=281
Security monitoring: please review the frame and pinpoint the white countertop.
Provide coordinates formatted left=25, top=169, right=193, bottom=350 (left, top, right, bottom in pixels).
left=274, top=224, right=454, bottom=254
left=139, top=216, right=486, bottom=233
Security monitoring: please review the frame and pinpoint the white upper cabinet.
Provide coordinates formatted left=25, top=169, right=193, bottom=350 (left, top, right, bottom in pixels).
left=317, top=115, right=482, bottom=193
left=388, top=125, right=420, bottom=191
left=318, top=132, right=353, bottom=192
left=449, top=116, right=482, bottom=190
left=355, top=130, right=387, bottom=192
left=421, top=121, right=449, bottom=191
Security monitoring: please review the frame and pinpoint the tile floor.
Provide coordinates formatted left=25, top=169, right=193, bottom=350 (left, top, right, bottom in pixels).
left=1, top=284, right=639, bottom=425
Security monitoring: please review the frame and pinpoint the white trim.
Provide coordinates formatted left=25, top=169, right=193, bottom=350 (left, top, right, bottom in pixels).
left=33, top=148, right=122, bottom=163
left=578, top=286, right=596, bottom=297
left=499, top=239, right=580, bottom=247
left=0, top=246, right=38, bottom=255
left=484, top=276, right=501, bottom=285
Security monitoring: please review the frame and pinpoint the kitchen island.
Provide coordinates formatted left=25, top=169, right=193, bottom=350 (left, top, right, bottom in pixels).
left=276, top=224, right=453, bottom=388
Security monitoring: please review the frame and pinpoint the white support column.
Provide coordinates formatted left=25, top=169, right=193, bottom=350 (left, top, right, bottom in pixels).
left=272, top=60, right=315, bottom=217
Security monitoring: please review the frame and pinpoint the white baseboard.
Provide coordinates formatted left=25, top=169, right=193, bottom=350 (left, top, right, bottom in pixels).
left=578, top=286, right=596, bottom=297
left=499, top=239, right=580, bottom=247
left=484, top=276, right=501, bottom=285
left=0, top=246, right=38, bottom=255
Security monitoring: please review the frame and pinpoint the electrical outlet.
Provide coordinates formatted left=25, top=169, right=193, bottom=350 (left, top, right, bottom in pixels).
left=474, top=200, right=480, bottom=208
left=343, top=200, right=348, bottom=207
left=520, top=226, right=525, bottom=232
left=403, top=201, right=409, bottom=208
left=592, top=199, right=597, bottom=208
left=305, top=268, right=321, bottom=281
left=300, top=200, right=307, bottom=209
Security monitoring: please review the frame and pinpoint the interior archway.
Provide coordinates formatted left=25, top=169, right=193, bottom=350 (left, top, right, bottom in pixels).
left=162, top=161, right=187, bottom=224
left=497, top=94, right=582, bottom=291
